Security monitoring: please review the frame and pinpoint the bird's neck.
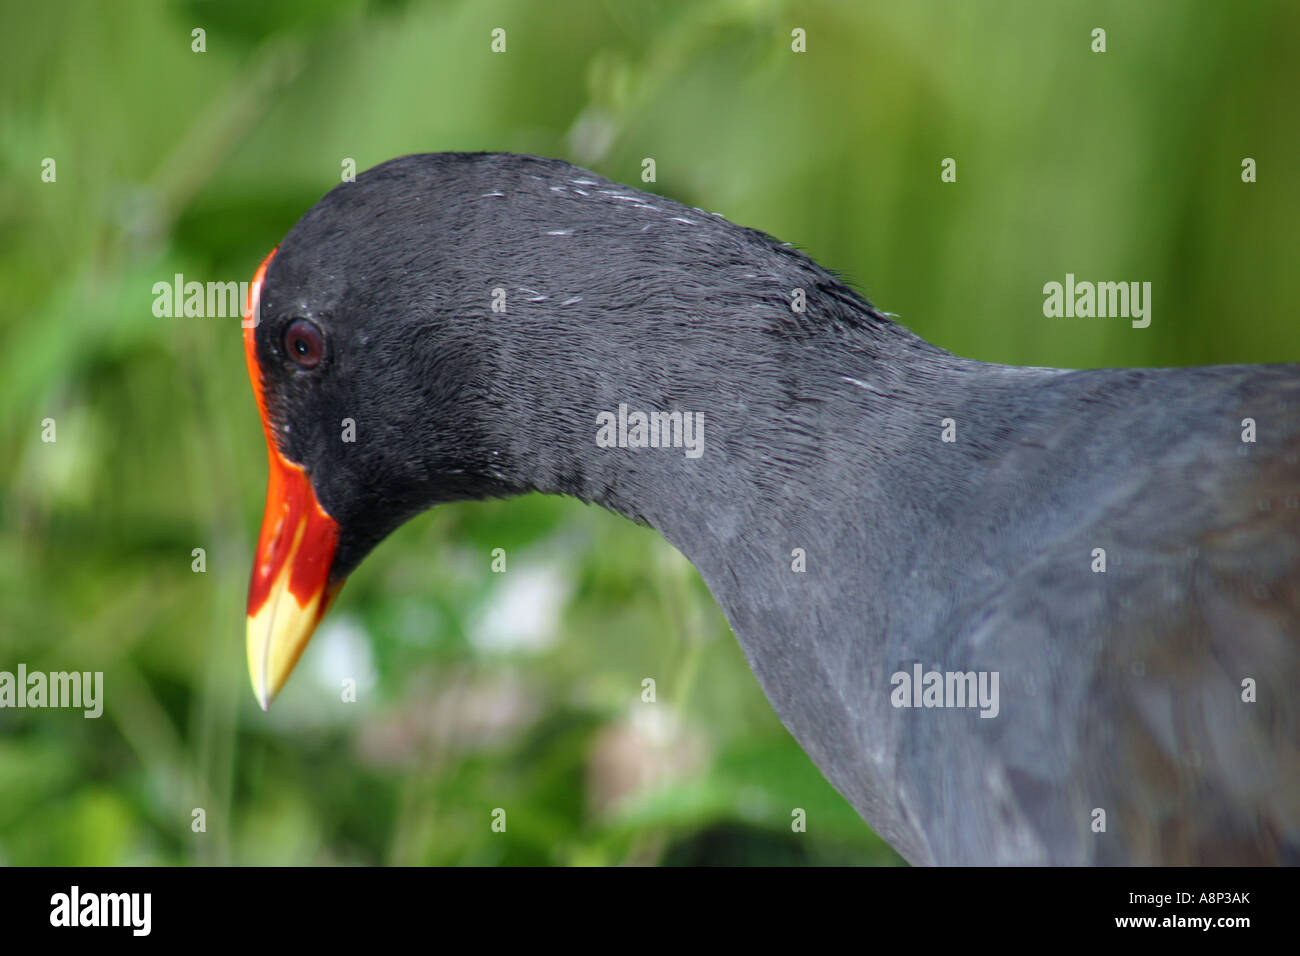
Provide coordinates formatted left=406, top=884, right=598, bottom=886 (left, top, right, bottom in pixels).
left=466, top=303, right=983, bottom=865
left=475, top=305, right=959, bottom=579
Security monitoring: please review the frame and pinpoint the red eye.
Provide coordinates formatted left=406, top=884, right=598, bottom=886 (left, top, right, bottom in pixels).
left=283, top=319, right=324, bottom=369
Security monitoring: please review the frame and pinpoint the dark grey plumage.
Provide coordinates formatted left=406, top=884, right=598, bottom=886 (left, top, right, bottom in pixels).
left=254, top=152, right=1300, bottom=864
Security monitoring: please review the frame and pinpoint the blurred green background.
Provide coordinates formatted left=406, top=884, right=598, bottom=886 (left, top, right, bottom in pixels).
left=0, top=0, right=1296, bottom=865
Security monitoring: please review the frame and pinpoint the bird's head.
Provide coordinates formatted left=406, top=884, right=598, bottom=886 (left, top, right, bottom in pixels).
left=242, top=156, right=530, bottom=709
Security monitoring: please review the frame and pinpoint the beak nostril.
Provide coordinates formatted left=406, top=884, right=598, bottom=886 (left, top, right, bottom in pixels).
left=259, top=515, right=288, bottom=580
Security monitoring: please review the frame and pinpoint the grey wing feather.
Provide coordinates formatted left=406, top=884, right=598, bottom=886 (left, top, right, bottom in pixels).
left=915, top=416, right=1300, bottom=863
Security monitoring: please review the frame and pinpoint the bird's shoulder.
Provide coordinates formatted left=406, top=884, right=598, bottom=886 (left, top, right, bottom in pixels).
left=932, top=378, right=1300, bottom=862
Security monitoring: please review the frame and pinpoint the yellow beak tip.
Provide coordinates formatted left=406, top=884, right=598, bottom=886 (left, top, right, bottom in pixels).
left=246, top=585, right=321, bottom=713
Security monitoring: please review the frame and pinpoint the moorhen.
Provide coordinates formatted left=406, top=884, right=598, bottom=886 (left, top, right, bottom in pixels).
left=243, top=152, right=1300, bottom=865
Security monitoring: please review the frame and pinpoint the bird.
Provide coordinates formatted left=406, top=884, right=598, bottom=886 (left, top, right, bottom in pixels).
left=241, top=151, right=1300, bottom=865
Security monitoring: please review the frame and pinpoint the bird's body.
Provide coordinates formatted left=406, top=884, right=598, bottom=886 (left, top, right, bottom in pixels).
left=244, top=152, right=1300, bottom=864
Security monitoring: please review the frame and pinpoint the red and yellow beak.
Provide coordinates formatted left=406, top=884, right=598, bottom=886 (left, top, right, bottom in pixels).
left=243, top=249, right=342, bottom=709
